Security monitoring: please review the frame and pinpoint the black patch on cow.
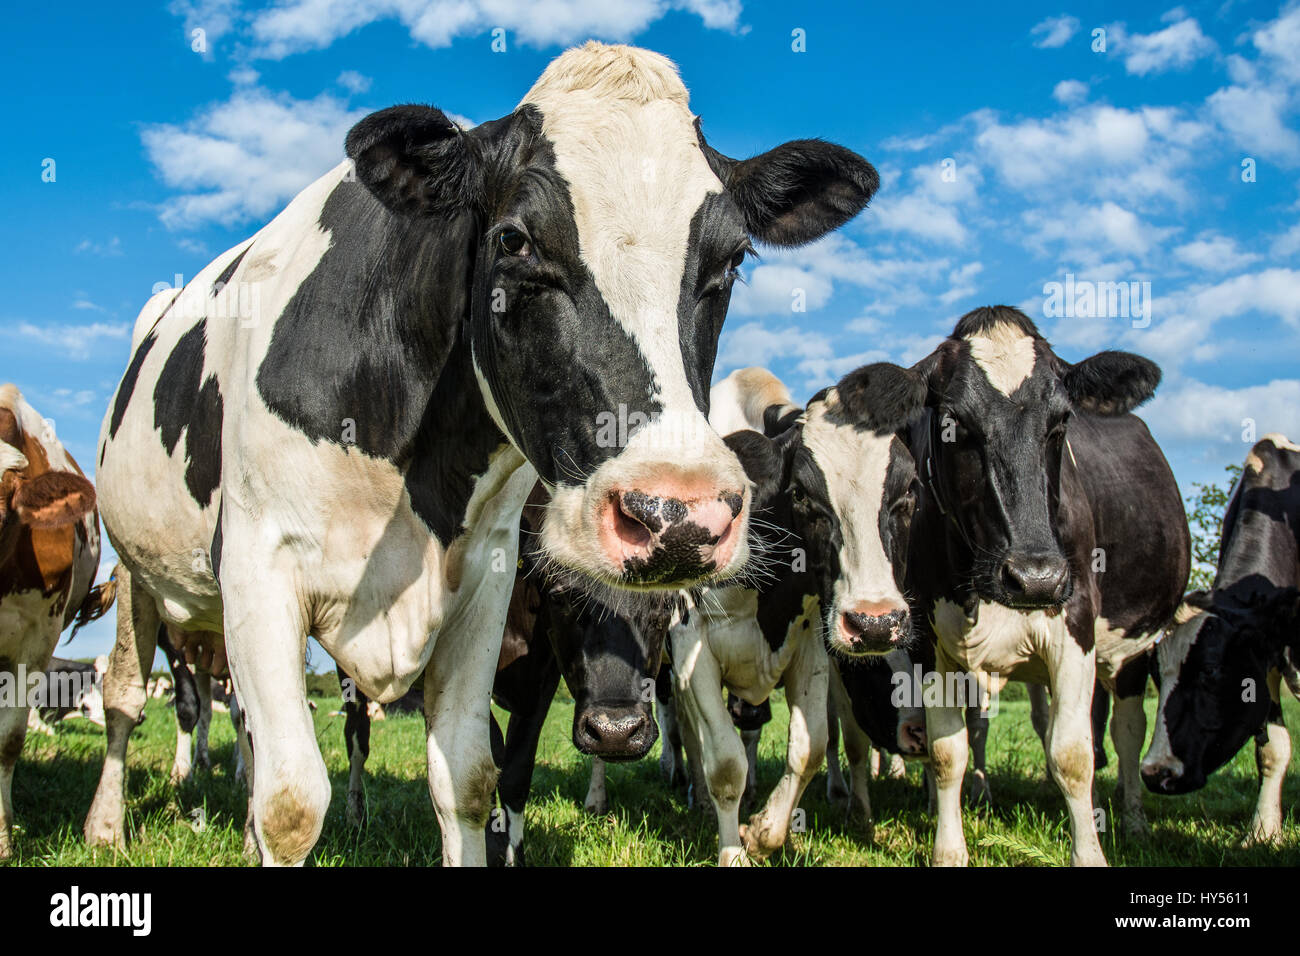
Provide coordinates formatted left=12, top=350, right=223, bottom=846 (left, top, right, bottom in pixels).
left=153, top=320, right=223, bottom=507
left=830, top=364, right=927, bottom=436
left=211, top=246, right=250, bottom=297
left=108, top=332, right=157, bottom=440
left=210, top=501, right=223, bottom=584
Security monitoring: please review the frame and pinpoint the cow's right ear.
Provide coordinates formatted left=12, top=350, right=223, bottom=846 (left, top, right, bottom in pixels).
left=723, top=429, right=788, bottom=512
left=11, top=471, right=95, bottom=528
left=834, top=363, right=927, bottom=435
left=346, top=105, right=483, bottom=219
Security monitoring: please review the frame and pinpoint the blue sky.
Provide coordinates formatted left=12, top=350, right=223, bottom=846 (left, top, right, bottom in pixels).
left=5, top=0, right=1299, bottom=660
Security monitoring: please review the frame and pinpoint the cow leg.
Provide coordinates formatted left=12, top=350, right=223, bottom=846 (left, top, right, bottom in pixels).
left=584, top=759, right=607, bottom=816
left=220, top=581, right=327, bottom=868
left=671, top=632, right=747, bottom=865
left=655, top=672, right=687, bottom=791
left=927, top=693, right=969, bottom=866
left=425, top=592, right=515, bottom=868
left=1245, top=671, right=1290, bottom=847
left=825, top=668, right=849, bottom=801
left=340, top=670, right=371, bottom=828
left=966, top=705, right=991, bottom=807
left=741, top=635, right=829, bottom=860
left=740, top=729, right=761, bottom=811
left=163, top=628, right=200, bottom=785
left=85, top=567, right=160, bottom=849
left=193, top=668, right=213, bottom=772
left=496, top=659, right=560, bottom=865
left=884, top=753, right=907, bottom=779
left=1044, top=641, right=1106, bottom=867
left=0, top=646, right=44, bottom=858
left=827, top=663, right=871, bottom=823
left=232, top=695, right=257, bottom=861
left=1109, top=661, right=1148, bottom=836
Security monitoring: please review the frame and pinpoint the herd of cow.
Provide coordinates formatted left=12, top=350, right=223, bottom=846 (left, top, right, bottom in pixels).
left=1, top=42, right=1297, bottom=868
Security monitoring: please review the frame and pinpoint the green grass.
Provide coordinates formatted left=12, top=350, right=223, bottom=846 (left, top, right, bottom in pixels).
left=6, top=690, right=1299, bottom=866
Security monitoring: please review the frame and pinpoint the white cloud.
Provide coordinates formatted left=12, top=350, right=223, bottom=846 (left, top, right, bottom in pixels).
left=939, top=262, right=984, bottom=304
left=1031, top=14, right=1079, bottom=49
left=337, top=70, right=372, bottom=94
left=1114, top=14, right=1215, bottom=76
left=1022, top=201, right=1174, bottom=263
left=142, top=88, right=365, bottom=229
left=1142, top=377, right=1300, bottom=457
left=168, top=0, right=241, bottom=52
left=13, top=322, right=129, bottom=360
left=248, top=0, right=741, bottom=59
left=1052, top=79, right=1089, bottom=105
left=74, top=237, right=123, bottom=257
left=1173, top=234, right=1261, bottom=273
left=716, top=322, right=834, bottom=373
left=868, top=159, right=982, bottom=245
left=1274, top=222, right=1300, bottom=258
left=1206, top=83, right=1300, bottom=167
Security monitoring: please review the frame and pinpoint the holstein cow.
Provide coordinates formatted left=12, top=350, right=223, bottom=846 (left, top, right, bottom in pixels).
left=875, top=305, right=1187, bottom=867
left=670, top=364, right=922, bottom=865
left=26, top=656, right=108, bottom=735
left=1143, top=433, right=1300, bottom=845
left=86, top=42, right=878, bottom=865
left=0, top=386, right=113, bottom=858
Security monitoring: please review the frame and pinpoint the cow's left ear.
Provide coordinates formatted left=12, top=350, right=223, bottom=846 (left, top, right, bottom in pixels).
left=346, top=105, right=484, bottom=219
left=834, top=363, right=928, bottom=435
left=701, top=128, right=879, bottom=247
left=11, top=471, right=95, bottom=528
left=1062, top=351, right=1161, bottom=415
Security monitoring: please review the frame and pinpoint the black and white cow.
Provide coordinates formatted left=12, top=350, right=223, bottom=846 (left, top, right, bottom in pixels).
left=86, top=43, right=879, bottom=865
left=26, top=656, right=108, bottom=734
left=863, top=305, right=1189, bottom=867
left=1143, top=433, right=1300, bottom=845
left=670, top=364, right=921, bottom=864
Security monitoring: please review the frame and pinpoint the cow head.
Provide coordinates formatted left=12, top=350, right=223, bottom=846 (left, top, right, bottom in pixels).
left=913, top=306, right=1161, bottom=609
left=544, top=588, right=670, bottom=760
left=837, top=649, right=930, bottom=756
left=1142, top=586, right=1300, bottom=793
left=725, top=365, right=924, bottom=657
left=0, top=394, right=96, bottom=568
left=345, top=43, right=878, bottom=594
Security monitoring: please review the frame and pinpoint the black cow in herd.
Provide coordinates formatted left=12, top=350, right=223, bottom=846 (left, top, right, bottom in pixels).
left=1144, top=433, right=1300, bottom=844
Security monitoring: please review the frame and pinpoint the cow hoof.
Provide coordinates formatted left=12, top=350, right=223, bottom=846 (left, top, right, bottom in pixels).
left=0, top=830, right=12, bottom=860
left=1242, top=825, right=1282, bottom=849
left=485, top=828, right=509, bottom=867
left=83, top=811, right=125, bottom=851
left=346, top=792, right=367, bottom=829
left=931, top=845, right=969, bottom=867
left=739, top=821, right=780, bottom=860
left=1072, top=851, right=1108, bottom=867
left=967, top=770, right=991, bottom=808
left=719, top=846, right=750, bottom=867
left=584, top=795, right=608, bottom=815
left=885, top=755, right=907, bottom=779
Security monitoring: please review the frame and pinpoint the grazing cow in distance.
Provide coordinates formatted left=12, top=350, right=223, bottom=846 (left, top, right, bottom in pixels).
left=86, top=42, right=878, bottom=865
left=26, top=656, right=108, bottom=734
left=1143, top=433, right=1300, bottom=845
left=0, top=385, right=113, bottom=858
left=671, top=363, right=922, bottom=865
left=874, top=305, right=1187, bottom=867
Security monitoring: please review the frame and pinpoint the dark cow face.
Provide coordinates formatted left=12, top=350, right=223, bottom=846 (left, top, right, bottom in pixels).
left=837, top=650, right=929, bottom=756
left=1143, top=588, right=1300, bottom=793
left=915, top=306, right=1160, bottom=609
left=346, top=44, right=878, bottom=593
left=544, top=589, right=670, bottom=761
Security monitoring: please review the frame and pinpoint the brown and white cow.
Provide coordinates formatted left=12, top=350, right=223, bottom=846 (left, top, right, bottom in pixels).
left=0, top=384, right=113, bottom=857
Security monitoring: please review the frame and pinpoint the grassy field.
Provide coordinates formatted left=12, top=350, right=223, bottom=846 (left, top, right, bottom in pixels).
left=6, top=687, right=1299, bottom=866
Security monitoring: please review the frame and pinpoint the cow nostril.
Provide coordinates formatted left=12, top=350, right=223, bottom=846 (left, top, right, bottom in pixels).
left=612, top=493, right=655, bottom=548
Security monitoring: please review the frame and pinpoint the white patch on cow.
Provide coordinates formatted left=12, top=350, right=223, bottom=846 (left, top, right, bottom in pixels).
left=1142, top=612, right=1202, bottom=778
left=1093, top=615, right=1162, bottom=684
left=1261, top=432, right=1300, bottom=453
left=708, top=367, right=796, bottom=437
left=0, top=440, right=26, bottom=476
left=504, top=806, right=527, bottom=865
left=965, top=323, right=1036, bottom=397
left=583, top=758, right=608, bottom=815
left=801, top=396, right=907, bottom=625
left=930, top=598, right=1060, bottom=682
left=523, top=44, right=749, bottom=584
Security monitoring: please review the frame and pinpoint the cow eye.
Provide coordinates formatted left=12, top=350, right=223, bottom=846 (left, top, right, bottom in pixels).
left=498, top=229, right=530, bottom=258
left=728, top=248, right=748, bottom=273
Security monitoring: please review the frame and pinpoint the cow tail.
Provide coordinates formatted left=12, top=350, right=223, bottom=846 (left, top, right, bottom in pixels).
left=68, top=567, right=119, bottom=641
